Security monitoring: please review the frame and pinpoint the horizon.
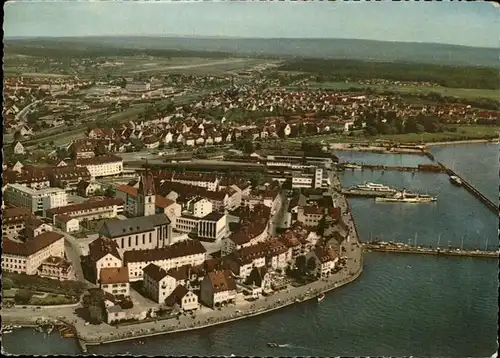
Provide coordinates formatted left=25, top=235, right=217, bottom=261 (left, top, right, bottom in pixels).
left=4, top=1, right=499, bottom=49
left=5, top=35, right=497, bottom=51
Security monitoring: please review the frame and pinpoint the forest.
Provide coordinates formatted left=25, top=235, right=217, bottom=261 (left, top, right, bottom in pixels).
left=279, top=59, right=499, bottom=90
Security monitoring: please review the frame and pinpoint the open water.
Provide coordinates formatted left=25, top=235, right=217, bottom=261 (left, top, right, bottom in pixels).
left=2, top=143, right=498, bottom=357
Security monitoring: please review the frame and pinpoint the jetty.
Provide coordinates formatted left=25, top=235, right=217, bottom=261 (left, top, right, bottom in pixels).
left=362, top=242, right=499, bottom=259
left=339, top=163, right=444, bottom=173
left=436, top=161, right=499, bottom=215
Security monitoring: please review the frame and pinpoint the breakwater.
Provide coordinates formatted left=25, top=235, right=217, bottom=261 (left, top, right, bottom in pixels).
left=362, top=242, right=499, bottom=259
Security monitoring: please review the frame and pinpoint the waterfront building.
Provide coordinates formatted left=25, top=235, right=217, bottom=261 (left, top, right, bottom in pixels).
left=4, top=183, right=68, bottom=215
left=38, top=256, right=75, bottom=281
left=142, top=263, right=177, bottom=303
left=99, top=267, right=130, bottom=298
left=165, top=285, right=199, bottom=311
left=307, top=246, right=339, bottom=279
left=200, top=270, right=237, bottom=308
left=265, top=238, right=293, bottom=270
left=224, top=244, right=267, bottom=281
left=2, top=232, right=65, bottom=275
left=123, top=240, right=207, bottom=281
left=99, top=214, right=172, bottom=253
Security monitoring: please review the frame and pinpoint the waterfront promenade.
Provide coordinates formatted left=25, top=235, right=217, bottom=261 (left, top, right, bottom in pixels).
left=2, top=185, right=363, bottom=350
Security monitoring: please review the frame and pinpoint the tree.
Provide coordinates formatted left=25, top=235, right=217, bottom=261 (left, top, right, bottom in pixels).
left=88, top=305, right=103, bottom=324
left=316, top=216, right=327, bottom=236
left=295, top=255, right=307, bottom=274
left=3, top=277, right=14, bottom=290
left=14, top=289, right=33, bottom=304
left=104, top=186, right=116, bottom=198
left=307, top=257, right=317, bottom=272
left=14, top=131, right=23, bottom=141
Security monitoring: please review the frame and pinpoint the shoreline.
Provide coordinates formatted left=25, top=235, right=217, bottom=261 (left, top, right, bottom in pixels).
left=425, top=139, right=495, bottom=147
left=2, top=187, right=363, bottom=352
left=2, top=264, right=363, bottom=349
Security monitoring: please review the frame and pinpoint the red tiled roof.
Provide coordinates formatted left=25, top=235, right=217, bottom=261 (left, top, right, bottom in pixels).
left=100, top=267, right=129, bottom=284
left=206, top=270, right=237, bottom=293
left=3, top=232, right=64, bottom=257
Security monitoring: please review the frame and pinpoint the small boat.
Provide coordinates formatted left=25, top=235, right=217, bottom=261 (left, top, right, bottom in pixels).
left=317, top=294, right=326, bottom=302
left=47, top=325, right=54, bottom=334
left=267, top=343, right=280, bottom=348
left=450, top=175, right=463, bottom=186
left=3, top=330, right=13, bottom=334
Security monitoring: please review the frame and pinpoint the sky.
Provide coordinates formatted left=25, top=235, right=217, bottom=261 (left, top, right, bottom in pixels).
left=4, top=0, right=499, bottom=48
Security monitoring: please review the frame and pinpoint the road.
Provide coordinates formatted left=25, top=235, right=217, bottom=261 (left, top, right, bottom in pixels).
left=51, top=227, right=86, bottom=282
left=269, top=190, right=290, bottom=237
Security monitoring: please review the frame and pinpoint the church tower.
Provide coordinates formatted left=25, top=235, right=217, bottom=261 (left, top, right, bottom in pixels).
left=137, top=171, right=156, bottom=217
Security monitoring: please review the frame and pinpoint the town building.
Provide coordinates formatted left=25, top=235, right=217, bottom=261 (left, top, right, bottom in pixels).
left=99, top=214, right=172, bottom=253
left=297, top=205, right=324, bottom=228
left=46, top=198, right=124, bottom=223
left=99, top=267, right=130, bottom=297
left=123, top=240, right=207, bottom=281
left=142, top=263, right=177, bottom=303
left=74, top=154, right=123, bottom=179
left=307, top=245, right=339, bottom=278
left=87, top=237, right=123, bottom=282
left=2, top=232, right=65, bottom=275
left=2, top=207, right=34, bottom=237
left=76, top=180, right=101, bottom=197
left=4, top=183, right=68, bottom=215
left=200, top=270, right=237, bottom=308
left=165, top=285, right=199, bottom=311
left=38, top=256, right=75, bottom=281
left=12, top=141, right=25, bottom=155
left=197, top=212, right=227, bottom=241
left=54, top=215, right=80, bottom=233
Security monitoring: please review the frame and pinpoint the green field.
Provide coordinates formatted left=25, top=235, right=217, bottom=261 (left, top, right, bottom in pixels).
left=288, top=81, right=499, bottom=100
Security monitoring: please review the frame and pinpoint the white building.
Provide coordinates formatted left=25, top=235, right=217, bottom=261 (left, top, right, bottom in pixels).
left=308, top=246, right=339, bottom=278
left=166, top=285, right=199, bottom=311
left=197, top=212, right=227, bottom=241
left=123, top=240, right=207, bottom=281
left=99, top=266, right=130, bottom=297
left=88, top=237, right=123, bottom=282
left=54, top=215, right=80, bottom=233
left=2, top=232, right=65, bottom=275
left=4, top=183, right=68, bottom=215
left=75, top=155, right=123, bottom=179
left=188, top=197, right=213, bottom=218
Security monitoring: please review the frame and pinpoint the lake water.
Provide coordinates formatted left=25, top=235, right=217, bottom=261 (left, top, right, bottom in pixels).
left=3, top=143, right=498, bottom=357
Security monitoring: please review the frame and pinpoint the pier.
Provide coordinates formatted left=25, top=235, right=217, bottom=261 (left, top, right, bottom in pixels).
left=340, top=163, right=444, bottom=173
left=362, top=242, right=499, bottom=259
left=436, top=161, right=499, bottom=215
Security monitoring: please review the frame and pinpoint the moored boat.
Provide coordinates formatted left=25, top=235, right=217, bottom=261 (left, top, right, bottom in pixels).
left=350, top=182, right=397, bottom=193
left=450, top=175, right=463, bottom=186
left=317, top=293, right=326, bottom=302
left=375, top=190, right=436, bottom=203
